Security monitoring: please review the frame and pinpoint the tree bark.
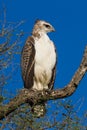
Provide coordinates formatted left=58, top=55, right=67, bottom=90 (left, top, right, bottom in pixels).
left=0, top=46, right=87, bottom=120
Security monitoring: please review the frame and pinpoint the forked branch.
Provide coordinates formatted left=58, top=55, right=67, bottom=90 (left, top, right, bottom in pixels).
left=0, top=46, right=87, bottom=120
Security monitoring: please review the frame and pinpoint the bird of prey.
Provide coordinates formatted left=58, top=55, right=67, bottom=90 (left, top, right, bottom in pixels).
left=21, top=20, right=57, bottom=117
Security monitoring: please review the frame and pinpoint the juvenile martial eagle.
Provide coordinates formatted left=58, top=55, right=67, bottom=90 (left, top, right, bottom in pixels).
left=21, top=20, right=57, bottom=116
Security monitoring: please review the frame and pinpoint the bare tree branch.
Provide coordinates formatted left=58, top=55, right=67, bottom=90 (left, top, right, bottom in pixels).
left=0, top=10, right=24, bottom=92
left=0, top=46, right=87, bottom=120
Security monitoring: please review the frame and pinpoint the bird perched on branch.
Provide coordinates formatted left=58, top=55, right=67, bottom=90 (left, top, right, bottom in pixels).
left=21, top=20, right=57, bottom=117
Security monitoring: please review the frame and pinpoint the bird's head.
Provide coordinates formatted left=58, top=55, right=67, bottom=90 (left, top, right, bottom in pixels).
left=32, top=20, right=55, bottom=35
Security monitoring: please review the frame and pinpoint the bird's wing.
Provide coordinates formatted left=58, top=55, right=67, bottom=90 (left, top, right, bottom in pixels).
left=48, top=65, right=56, bottom=90
left=21, top=36, right=35, bottom=89
left=48, top=45, right=57, bottom=90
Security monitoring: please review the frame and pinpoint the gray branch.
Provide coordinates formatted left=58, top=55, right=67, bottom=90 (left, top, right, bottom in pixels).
left=0, top=46, right=87, bottom=120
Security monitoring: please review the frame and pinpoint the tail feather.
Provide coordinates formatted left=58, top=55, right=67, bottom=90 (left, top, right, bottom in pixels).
left=31, top=103, right=46, bottom=118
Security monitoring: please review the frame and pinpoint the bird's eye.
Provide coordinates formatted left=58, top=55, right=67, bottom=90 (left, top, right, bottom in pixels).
left=44, top=24, right=50, bottom=28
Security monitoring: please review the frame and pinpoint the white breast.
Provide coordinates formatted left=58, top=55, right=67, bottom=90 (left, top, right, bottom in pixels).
left=33, top=33, right=56, bottom=90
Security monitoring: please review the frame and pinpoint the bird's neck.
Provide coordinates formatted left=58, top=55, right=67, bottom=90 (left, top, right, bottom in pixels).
left=32, top=30, right=48, bottom=40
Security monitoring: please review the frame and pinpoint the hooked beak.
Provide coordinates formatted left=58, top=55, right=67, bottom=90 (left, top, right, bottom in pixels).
left=51, top=26, right=55, bottom=32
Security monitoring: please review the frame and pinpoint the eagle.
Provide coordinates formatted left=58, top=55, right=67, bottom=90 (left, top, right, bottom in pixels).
left=21, top=20, right=57, bottom=117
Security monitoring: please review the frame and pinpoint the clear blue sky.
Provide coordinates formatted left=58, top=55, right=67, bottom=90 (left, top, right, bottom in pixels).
left=0, top=0, right=87, bottom=117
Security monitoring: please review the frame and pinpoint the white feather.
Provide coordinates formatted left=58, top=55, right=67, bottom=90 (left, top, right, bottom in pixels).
left=33, top=32, right=56, bottom=90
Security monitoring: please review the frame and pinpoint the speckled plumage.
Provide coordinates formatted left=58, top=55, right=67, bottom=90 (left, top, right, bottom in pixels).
left=21, top=20, right=57, bottom=91
left=21, top=20, right=57, bottom=117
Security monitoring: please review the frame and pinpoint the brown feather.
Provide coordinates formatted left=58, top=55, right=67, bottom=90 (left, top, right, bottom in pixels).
left=48, top=45, right=57, bottom=90
left=21, top=36, right=35, bottom=89
left=48, top=65, right=56, bottom=90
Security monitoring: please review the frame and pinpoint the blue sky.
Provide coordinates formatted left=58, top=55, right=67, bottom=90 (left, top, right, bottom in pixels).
left=0, top=0, right=87, bottom=118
